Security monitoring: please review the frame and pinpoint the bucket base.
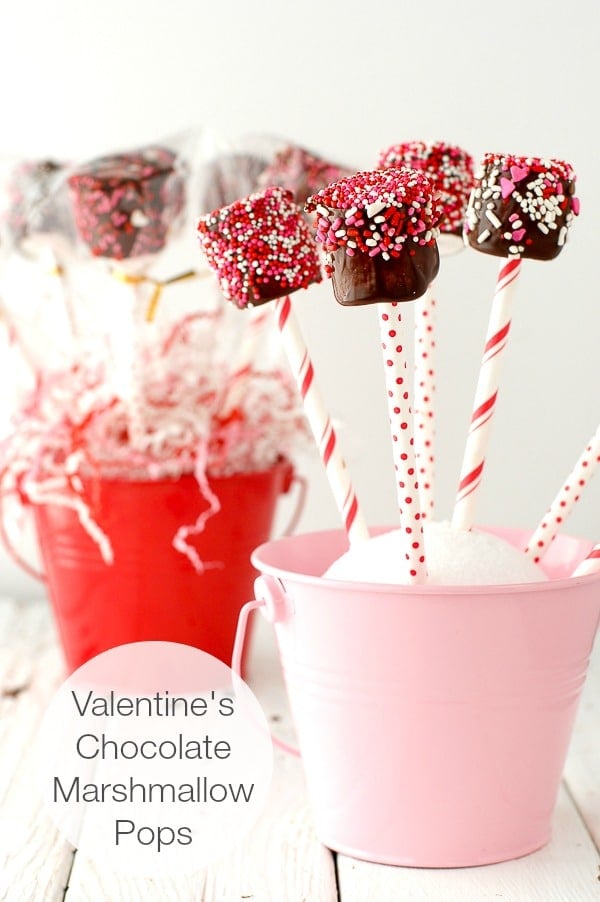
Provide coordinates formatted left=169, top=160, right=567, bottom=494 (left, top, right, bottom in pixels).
left=320, top=832, right=550, bottom=869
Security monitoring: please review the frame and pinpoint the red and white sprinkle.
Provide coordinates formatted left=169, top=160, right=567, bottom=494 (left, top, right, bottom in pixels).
left=378, top=141, right=474, bottom=234
left=197, top=186, right=321, bottom=308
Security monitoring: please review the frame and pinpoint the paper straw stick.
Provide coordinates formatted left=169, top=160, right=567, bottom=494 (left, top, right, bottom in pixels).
left=379, top=303, right=426, bottom=583
left=274, top=296, right=369, bottom=546
left=526, top=424, right=600, bottom=563
left=220, top=306, right=271, bottom=417
left=571, top=545, right=600, bottom=578
left=110, top=274, right=147, bottom=449
left=414, top=283, right=436, bottom=520
left=452, top=255, right=521, bottom=530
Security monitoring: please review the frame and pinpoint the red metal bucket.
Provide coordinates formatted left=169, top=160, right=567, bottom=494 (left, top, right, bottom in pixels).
left=29, top=458, right=296, bottom=672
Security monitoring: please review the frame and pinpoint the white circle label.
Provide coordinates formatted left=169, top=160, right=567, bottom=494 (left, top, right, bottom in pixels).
left=36, top=642, right=273, bottom=876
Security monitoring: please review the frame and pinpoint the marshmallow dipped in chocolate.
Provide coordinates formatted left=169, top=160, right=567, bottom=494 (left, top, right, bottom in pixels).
left=305, top=168, right=444, bottom=305
left=197, top=185, right=322, bottom=308
left=464, top=153, right=579, bottom=261
left=259, top=143, right=355, bottom=209
left=377, top=141, right=474, bottom=256
left=68, top=145, right=185, bottom=261
left=3, top=159, right=75, bottom=255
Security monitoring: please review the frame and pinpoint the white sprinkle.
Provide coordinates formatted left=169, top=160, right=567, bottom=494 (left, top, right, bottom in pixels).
left=374, top=215, right=386, bottom=223
left=538, top=223, right=549, bottom=235
left=131, top=209, right=150, bottom=227
left=503, top=232, right=512, bottom=240
left=365, top=238, right=378, bottom=247
left=485, top=210, right=502, bottom=228
left=335, top=229, right=346, bottom=237
left=477, top=229, right=491, bottom=244
left=482, top=188, right=493, bottom=200
left=382, top=251, right=390, bottom=261
left=316, top=204, right=329, bottom=216
left=558, top=226, right=567, bottom=245
left=347, top=240, right=357, bottom=248
left=366, top=201, right=386, bottom=218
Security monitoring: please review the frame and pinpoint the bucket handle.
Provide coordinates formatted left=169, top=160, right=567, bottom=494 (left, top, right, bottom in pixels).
left=0, top=490, right=46, bottom=582
left=232, top=591, right=300, bottom=758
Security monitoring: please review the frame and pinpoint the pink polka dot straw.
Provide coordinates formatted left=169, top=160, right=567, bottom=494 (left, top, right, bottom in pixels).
left=379, top=304, right=426, bottom=582
left=306, top=169, right=444, bottom=584
left=413, top=286, right=436, bottom=520
left=526, top=423, right=600, bottom=563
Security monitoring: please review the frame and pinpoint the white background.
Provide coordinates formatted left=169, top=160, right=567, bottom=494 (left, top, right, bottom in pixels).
left=0, top=0, right=598, bottom=596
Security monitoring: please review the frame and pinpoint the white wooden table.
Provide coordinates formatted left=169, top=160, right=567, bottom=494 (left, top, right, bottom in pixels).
left=0, top=597, right=598, bottom=901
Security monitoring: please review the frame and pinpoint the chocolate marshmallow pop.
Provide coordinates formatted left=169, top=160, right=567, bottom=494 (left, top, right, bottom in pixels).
left=452, top=153, right=579, bottom=530
left=378, top=142, right=474, bottom=518
left=198, top=148, right=280, bottom=419
left=306, top=168, right=444, bottom=583
left=68, top=145, right=190, bottom=447
left=197, top=186, right=369, bottom=546
left=259, top=143, right=355, bottom=209
left=2, top=158, right=79, bottom=352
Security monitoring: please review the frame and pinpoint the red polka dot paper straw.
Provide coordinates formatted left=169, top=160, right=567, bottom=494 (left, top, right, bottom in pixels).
left=571, top=544, right=600, bottom=578
left=220, top=306, right=271, bottom=417
left=452, top=255, right=521, bottom=530
left=379, top=303, right=426, bottom=583
left=414, top=285, right=436, bottom=519
left=275, top=296, right=370, bottom=546
left=526, top=424, right=600, bottom=563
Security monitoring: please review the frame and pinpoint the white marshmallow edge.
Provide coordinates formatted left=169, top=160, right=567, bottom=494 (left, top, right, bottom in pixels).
left=323, top=521, right=548, bottom=586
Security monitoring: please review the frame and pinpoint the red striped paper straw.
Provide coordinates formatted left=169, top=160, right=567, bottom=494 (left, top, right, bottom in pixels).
left=414, top=284, right=436, bottom=520
left=220, top=306, right=271, bottom=417
left=275, top=296, right=369, bottom=546
left=452, top=255, right=521, bottom=530
left=379, top=303, right=426, bottom=583
left=571, top=544, right=600, bottom=577
left=526, top=424, right=600, bottom=563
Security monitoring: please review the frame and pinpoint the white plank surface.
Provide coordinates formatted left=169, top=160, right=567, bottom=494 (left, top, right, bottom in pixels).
left=0, top=599, right=74, bottom=902
left=337, top=785, right=600, bottom=901
left=0, top=599, right=598, bottom=901
left=564, top=637, right=600, bottom=852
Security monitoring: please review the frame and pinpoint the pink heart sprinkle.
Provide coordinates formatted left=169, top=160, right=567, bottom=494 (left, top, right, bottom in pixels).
left=510, top=165, right=529, bottom=182
left=512, top=228, right=526, bottom=242
left=572, top=196, right=580, bottom=215
left=500, top=177, right=515, bottom=199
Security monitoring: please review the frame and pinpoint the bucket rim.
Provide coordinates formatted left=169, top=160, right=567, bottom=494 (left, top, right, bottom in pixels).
left=32, top=455, right=294, bottom=492
left=251, top=526, right=600, bottom=597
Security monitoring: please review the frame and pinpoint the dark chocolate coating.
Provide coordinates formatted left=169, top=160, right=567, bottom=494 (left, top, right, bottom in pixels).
left=465, top=194, right=573, bottom=261
left=329, top=243, right=439, bottom=306
left=4, top=160, right=73, bottom=249
left=69, top=146, right=185, bottom=260
left=464, top=157, right=577, bottom=262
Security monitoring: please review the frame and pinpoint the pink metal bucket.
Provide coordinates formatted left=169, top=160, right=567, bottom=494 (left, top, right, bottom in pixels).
left=235, top=525, right=600, bottom=868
